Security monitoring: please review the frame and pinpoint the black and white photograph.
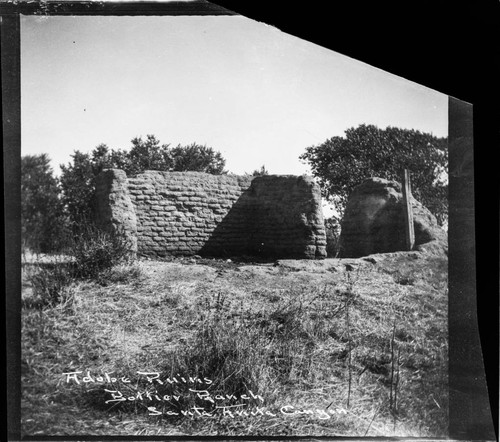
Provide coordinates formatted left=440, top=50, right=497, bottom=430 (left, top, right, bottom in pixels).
left=3, top=0, right=498, bottom=439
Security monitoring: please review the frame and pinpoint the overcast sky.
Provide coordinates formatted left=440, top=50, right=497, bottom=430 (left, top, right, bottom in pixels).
left=21, top=14, right=448, bottom=178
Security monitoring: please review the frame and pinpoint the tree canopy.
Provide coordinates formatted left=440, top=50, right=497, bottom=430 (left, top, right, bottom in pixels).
left=299, top=124, right=448, bottom=225
left=59, top=136, right=227, bottom=226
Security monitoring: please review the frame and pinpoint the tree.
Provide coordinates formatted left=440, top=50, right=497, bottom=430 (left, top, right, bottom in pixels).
left=59, top=149, right=104, bottom=226
left=115, top=137, right=226, bottom=176
left=299, top=124, right=448, bottom=225
left=59, top=136, right=227, bottom=226
left=170, top=143, right=226, bottom=174
left=126, top=135, right=172, bottom=176
left=21, top=154, right=66, bottom=252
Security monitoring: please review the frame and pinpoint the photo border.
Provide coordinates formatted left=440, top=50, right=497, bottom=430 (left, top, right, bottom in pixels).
left=2, top=1, right=498, bottom=440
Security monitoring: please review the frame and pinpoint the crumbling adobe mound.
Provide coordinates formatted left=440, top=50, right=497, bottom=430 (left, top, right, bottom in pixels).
left=339, top=177, right=447, bottom=258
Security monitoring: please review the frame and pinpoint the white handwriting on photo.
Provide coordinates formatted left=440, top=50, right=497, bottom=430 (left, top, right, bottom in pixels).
left=62, top=371, right=348, bottom=420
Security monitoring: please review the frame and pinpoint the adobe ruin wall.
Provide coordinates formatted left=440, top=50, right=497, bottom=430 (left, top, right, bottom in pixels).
left=95, top=170, right=327, bottom=259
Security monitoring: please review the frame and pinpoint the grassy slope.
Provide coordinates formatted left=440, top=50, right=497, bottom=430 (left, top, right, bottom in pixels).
left=21, top=252, right=448, bottom=437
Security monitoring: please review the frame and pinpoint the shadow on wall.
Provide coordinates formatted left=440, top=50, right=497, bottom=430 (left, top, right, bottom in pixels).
left=198, top=187, right=255, bottom=258
left=200, top=175, right=327, bottom=260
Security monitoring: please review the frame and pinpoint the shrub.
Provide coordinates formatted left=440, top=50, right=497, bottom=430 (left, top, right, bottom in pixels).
left=167, top=318, right=270, bottom=412
left=71, top=225, right=134, bottom=279
left=24, top=262, right=73, bottom=308
left=22, top=224, right=135, bottom=309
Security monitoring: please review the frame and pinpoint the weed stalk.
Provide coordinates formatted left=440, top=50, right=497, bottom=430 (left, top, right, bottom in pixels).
left=390, top=320, right=396, bottom=411
left=345, top=272, right=355, bottom=408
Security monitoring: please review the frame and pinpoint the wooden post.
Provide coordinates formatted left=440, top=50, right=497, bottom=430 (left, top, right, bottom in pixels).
left=401, top=169, right=415, bottom=250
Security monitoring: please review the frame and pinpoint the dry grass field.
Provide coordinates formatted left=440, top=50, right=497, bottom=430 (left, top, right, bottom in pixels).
left=21, top=251, right=448, bottom=437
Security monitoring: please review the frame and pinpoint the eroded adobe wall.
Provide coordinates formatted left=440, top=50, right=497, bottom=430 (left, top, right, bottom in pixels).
left=339, top=177, right=447, bottom=258
left=95, top=170, right=327, bottom=259
left=94, top=169, right=138, bottom=253
left=248, top=175, right=327, bottom=258
left=127, top=171, right=254, bottom=256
